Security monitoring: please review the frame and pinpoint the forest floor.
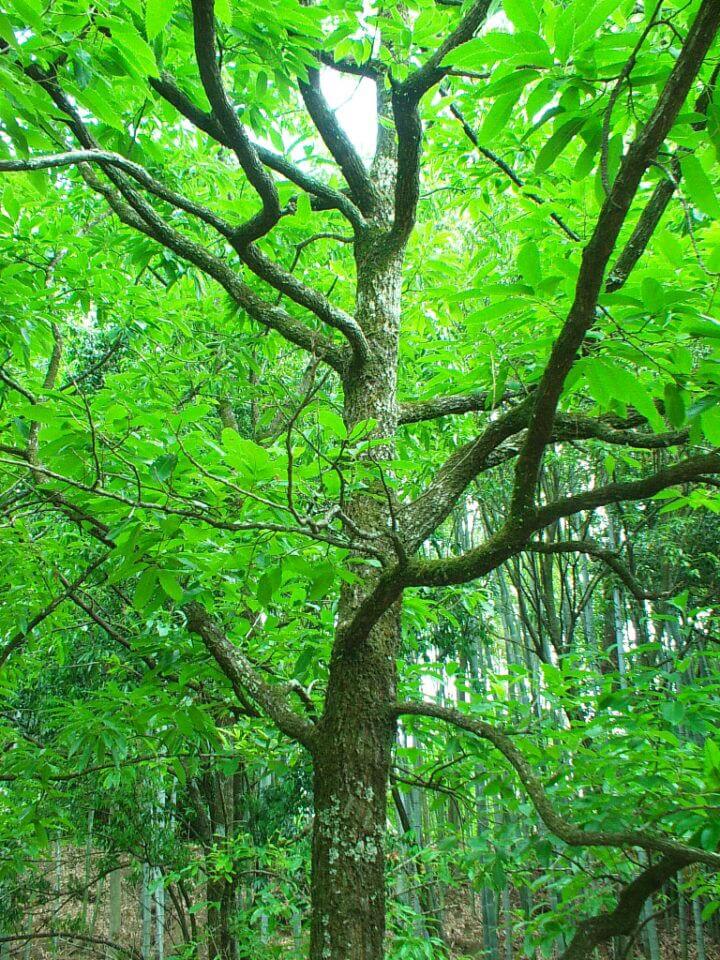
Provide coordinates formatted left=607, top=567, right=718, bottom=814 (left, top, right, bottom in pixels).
left=9, top=849, right=709, bottom=960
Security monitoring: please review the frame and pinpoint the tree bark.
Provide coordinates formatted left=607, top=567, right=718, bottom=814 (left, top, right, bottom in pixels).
left=309, top=230, right=404, bottom=960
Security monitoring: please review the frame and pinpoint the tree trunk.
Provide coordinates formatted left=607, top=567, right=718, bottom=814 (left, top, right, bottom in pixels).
left=677, top=873, right=688, bottom=960
left=141, top=862, right=152, bottom=960
left=107, top=867, right=122, bottom=960
left=309, top=231, right=404, bottom=960
left=692, top=896, right=706, bottom=960
left=207, top=876, right=239, bottom=960
left=309, top=604, right=400, bottom=960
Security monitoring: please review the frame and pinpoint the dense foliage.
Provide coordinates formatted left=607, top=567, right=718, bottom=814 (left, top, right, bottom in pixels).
left=1, top=0, right=720, bottom=958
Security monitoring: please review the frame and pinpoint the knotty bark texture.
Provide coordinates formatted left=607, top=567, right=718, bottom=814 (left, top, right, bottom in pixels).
left=309, top=160, right=406, bottom=960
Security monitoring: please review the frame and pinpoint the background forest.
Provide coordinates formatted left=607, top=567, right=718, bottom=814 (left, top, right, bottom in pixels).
left=1, top=0, right=720, bottom=959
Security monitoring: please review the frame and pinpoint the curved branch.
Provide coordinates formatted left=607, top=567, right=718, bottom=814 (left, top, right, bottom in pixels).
left=190, top=0, right=282, bottom=245
left=606, top=173, right=676, bottom=292
left=401, top=0, right=493, bottom=101
left=392, top=700, right=720, bottom=868
left=0, top=553, right=109, bottom=671
left=449, top=102, right=581, bottom=242
left=0, top=149, right=233, bottom=233
left=390, top=0, right=493, bottom=246
left=560, top=856, right=686, bottom=960
left=12, top=66, right=349, bottom=372
left=404, top=452, right=720, bottom=587
left=0, top=933, right=140, bottom=960
left=398, top=385, right=527, bottom=423
left=400, top=398, right=532, bottom=550
left=525, top=540, right=670, bottom=601
left=553, top=414, right=689, bottom=449
left=239, top=242, right=369, bottom=362
left=75, top=160, right=348, bottom=372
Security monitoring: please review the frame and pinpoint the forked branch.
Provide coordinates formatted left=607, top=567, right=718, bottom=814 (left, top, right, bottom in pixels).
left=509, top=0, right=720, bottom=522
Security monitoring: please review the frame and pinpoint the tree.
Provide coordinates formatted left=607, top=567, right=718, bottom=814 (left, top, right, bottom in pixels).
left=1, top=1, right=720, bottom=958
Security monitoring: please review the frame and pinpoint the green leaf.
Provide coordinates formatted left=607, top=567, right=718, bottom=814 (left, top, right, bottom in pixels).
left=641, top=277, right=665, bottom=312
left=74, top=83, right=126, bottom=129
left=293, top=647, right=315, bottom=679
left=480, top=90, right=522, bottom=140
left=257, top=565, right=282, bottom=605
left=705, top=738, right=720, bottom=774
left=134, top=567, right=158, bottom=610
left=12, top=0, right=44, bottom=32
left=660, top=701, right=685, bottom=725
left=158, top=570, right=183, bottom=602
left=701, top=405, right=720, bottom=445
left=146, top=0, right=177, bottom=40
left=215, top=0, right=232, bottom=24
left=308, top=562, right=335, bottom=601
left=700, top=824, right=720, bottom=852
left=517, top=242, right=541, bottom=288
left=681, top=155, right=720, bottom=219
left=504, top=0, right=541, bottom=33
left=110, top=20, right=160, bottom=78
left=574, top=0, right=625, bottom=47
left=600, top=360, right=664, bottom=432
left=535, top=116, right=585, bottom=174
left=151, top=453, right=178, bottom=483
left=317, top=408, right=347, bottom=439
left=221, top=428, right=273, bottom=479
left=663, top=383, right=685, bottom=428
left=702, top=901, right=720, bottom=922
left=466, top=299, right=521, bottom=330
left=444, top=30, right=551, bottom=69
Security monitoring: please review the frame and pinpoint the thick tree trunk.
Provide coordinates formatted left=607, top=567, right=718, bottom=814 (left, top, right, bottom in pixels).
left=309, top=237, right=403, bottom=960
left=310, top=638, right=398, bottom=960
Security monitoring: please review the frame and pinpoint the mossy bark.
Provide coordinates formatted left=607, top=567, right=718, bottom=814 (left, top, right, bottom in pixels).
left=309, top=234, right=404, bottom=960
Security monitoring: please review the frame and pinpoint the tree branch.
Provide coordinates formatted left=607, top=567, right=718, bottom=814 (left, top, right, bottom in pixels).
left=0, top=553, right=109, bottom=671
left=183, top=602, right=315, bottom=747
left=298, top=67, right=377, bottom=214
left=12, top=68, right=349, bottom=372
left=392, top=700, right=720, bottom=868
left=404, top=452, right=720, bottom=587
left=509, top=0, right=720, bottom=522
left=0, top=149, right=234, bottom=233
left=190, top=0, right=283, bottom=246
left=400, top=401, right=689, bottom=554
left=0, top=933, right=140, bottom=960
left=606, top=173, right=676, bottom=292
left=390, top=1, right=493, bottom=246
left=560, top=856, right=687, bottom=960
left=450, top=101, right=581, bottom=241
left=400, top=398, right=532, bottom=550
left=149, top=73, right=364, bottom=227
left=401, top=0, right=493, bottom=101
left=239, top=242, right=369, bottom=362
left=525, top=540, right=669, bottom=601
